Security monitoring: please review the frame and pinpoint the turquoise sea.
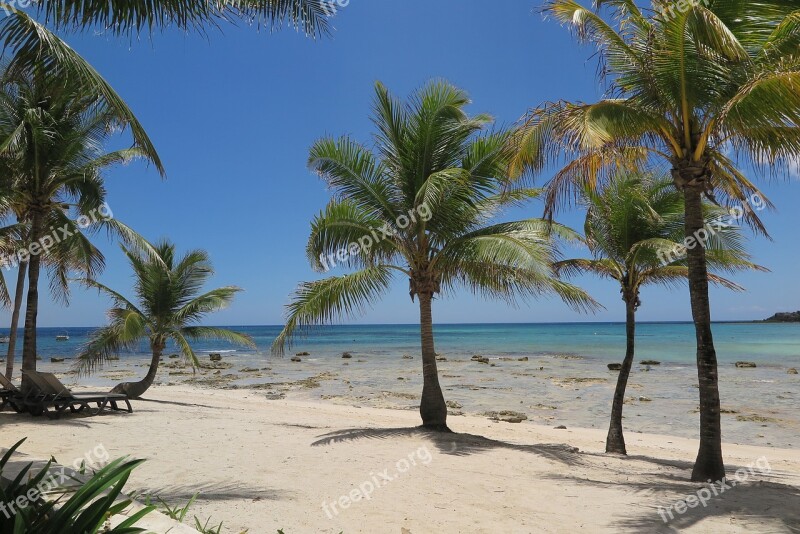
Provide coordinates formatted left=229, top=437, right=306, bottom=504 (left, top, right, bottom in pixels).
left=13, top=322, right=800, bottom=366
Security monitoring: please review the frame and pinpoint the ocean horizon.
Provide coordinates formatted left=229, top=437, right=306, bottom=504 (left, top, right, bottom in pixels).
left=9, top=322, right=799, bottom=367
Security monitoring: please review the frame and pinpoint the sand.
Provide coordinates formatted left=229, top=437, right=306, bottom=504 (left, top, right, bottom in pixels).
left=3, top=384, right=799, bottom=534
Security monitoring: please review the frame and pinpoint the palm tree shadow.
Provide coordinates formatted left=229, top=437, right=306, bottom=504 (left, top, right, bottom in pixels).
left=136, top=397, right=220, bottom=410
left=540, top=471, right=800, bottom=533
left=134, top=480, right=292, bottom=503
left=311, top=427, right=583, bottom=465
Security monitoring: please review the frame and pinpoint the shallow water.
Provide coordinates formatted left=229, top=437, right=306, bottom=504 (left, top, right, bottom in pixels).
left=17, top=322, right=800, bottom=363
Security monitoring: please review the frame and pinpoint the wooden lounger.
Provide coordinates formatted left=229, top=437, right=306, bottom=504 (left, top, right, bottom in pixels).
left=21, top=370, right=132, bottom=418
left=0, top=374, right=26, bottom=413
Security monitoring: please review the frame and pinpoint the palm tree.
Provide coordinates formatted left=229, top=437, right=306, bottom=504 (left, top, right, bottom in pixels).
left=555, top=174, right=765, bottom=454
left=0, top=211, right=117, bottom=380
left=0, top=66, right=160, bottom=388
left=511, top=0, right=799, bottom=481
left=77, top=241, right=255, bottom=399
left=271, top=80, right=597, bottom=431
left=1, top=224, right=26, bottom=380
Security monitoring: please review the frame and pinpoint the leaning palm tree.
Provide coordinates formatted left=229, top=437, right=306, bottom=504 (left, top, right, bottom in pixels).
left=271, top=80, right=597, bottom=431
left=511, top=0, right=799, bottom=481
left=555, top=174, right=765, bottom=455
left=77, top=241, right=255, bottom=399
left=0, top=66, right=159, bottom=387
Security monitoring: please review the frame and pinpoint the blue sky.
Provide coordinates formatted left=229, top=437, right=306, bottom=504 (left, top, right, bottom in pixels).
left=12, top=1, right=800, bottom=327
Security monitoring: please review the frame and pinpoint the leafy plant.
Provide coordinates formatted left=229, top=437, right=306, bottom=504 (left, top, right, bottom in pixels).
left=194, top=516, right=224, bottom=534
left=0, top=438, right=152, bottom=533
left=157, top=493, right=197, bottom=522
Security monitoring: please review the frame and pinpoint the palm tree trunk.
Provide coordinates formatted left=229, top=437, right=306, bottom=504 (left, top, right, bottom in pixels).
left=606, top=293, right=636, bottom=454
left=685, top=187, right=725, bottom=482
left=111, top=347, right=162, bottom=399
left=417, top=291, right=448, bottom=431
left=20, top=212, right=44, bottom=393
left=4, top=262, right=27, bottom=380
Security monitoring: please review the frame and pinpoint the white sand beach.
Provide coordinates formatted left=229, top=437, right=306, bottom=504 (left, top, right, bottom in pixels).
left=4, top=384, right=799, bottom=533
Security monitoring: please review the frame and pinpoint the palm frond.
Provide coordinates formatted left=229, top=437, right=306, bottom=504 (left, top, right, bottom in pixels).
left=75, top=311, right=147, bottom=376
left=181, top=326, right=256, bottom=349
left=0, top=7, right=164, bottom=175
left=174, top=286, right=244, bottom=325
left=271, top=266, right=394, bottom=355
left=31, top=0, right=330, bottom=38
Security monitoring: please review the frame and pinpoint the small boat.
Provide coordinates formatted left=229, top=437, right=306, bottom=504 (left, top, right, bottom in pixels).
left=55, top=331, right=70, bottom=341
left=0, top=335, right=9, bottom=343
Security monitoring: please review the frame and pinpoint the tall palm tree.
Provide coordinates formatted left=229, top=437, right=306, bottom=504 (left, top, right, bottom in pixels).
left=555, top=174, right=765, bottom=455
left=77, top=241, right=255, bottom=399
left=0, top=67, right=160, bottom=388
left=1, top=224, right=26, bottom=380
left=3, top=264, right=24, bottom=379
left=271, top=80, right=597, bottom=431
left=511, top=0, right=799, bottom=481
left=0, top=211, right=117, bottom=380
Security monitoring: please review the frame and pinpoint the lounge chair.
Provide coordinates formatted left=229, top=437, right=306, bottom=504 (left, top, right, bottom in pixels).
left=0, top=373, right=26, bottom=413
left=21, top=370, right=132, bottom=418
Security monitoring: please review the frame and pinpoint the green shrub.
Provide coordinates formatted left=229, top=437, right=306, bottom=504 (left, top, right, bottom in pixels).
left=0, top=438, right=152, bottom=533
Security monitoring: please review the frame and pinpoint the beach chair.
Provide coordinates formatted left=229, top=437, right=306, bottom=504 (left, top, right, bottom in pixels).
left=21, top=370, right=132, bottom=418
left=0, top=373, right=26, bottom=413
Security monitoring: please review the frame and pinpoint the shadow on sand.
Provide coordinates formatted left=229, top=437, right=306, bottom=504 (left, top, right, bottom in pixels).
left=311, top=426, right=582, bottom=465
left=134, top=480, right=292, bottom=503
left=540, top=469, right=800, bottom=533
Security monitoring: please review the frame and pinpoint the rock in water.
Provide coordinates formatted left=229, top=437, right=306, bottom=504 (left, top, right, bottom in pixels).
left=296, top=351, right=310, bottom=356
left=518, top=357, right=529, bottom=362
left=735, top=361, right=757, bottom=368
left=788, top=368, right=798, bottom=375
left=51, top=357, right=65, bottom=363
left=485, top=410, right=527, bottom=423
left=607, top=363, right=622, bottom=371
left=640, top=360, right=661, bottom=365
left=342, top=352, right=353, bottom=359
left=290, top=356, right=301, bottom=362
left=209, top=353, right=222, bottom=362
